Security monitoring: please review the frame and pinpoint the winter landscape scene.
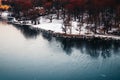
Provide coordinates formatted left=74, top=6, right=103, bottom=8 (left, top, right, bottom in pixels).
left=0, top=0, right=120, bottom=80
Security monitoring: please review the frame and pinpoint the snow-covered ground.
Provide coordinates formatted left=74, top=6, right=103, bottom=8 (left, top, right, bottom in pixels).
left=32, top=16, right=92, bottom=35
left=11, top=16, right=120, bottom=40
left=33, top=17, right=63, bottom=33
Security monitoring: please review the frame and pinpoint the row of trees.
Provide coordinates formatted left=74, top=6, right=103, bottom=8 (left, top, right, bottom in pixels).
left=2, top=0, right=120, bottom=34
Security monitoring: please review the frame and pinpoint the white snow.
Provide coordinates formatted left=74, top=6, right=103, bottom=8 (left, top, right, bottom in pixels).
left=12, top=16, right=120, bottom=40
left=32, top=17, right=91, bottom=35
left=33, top=17, right=63, bottom=33
left=0, top=11, right=11, bottom=20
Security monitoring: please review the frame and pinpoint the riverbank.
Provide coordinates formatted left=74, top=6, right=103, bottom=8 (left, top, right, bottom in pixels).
left=30, top=16, right=120, bottom=41
left=34, top=26, right=120, bottom=41
left=4, top=15, right=120, bottom=41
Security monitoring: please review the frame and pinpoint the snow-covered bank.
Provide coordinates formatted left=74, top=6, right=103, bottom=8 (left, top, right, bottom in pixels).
left=33, top=18, right=63, bottom=33
left=10, top=16, right=120, bottom=40
left=30, top=17, right=120, bottom=40
left=32, top=17, right=93, bottom=34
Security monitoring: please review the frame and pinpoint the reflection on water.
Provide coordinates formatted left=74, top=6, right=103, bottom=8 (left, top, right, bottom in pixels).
left=13, top=25, right=40, bottom=39
left=0, top=21, right=120, bottom=80
left=58, top=38, right=120, bottom=58
left=13, top=23, right=120, bottom=58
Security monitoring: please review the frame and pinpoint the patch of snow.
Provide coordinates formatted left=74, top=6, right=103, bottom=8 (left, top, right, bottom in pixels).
left=1, top=11, right=9, bottom=19
left=12, top=16, right=120, bottom=40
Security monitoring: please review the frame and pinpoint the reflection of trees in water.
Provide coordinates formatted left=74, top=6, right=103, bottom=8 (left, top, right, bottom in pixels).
left=60, top=39, right=74, bottom=55
left=56, top=38, right=120, bottom=58
left=85, top=39, right=112, bottom=58
left=14, top=24, right=53, bottom=41
left=13, top=25, right=40, bottom=39
left=41, top=32, right=52, bottom=42
left=11, top=24, right=120, bottom=58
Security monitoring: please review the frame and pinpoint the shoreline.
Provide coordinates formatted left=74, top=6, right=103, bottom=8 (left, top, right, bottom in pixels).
left=1, top=15, right=120, bottom=41
left=32, top=26, right=120, bottom=41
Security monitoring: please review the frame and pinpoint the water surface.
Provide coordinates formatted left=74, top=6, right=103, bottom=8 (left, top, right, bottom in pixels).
left=0, top=21, right=120, bottom=80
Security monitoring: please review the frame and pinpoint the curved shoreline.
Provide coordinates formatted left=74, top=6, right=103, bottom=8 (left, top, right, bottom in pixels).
left=5, top=17, right=120, bottom=41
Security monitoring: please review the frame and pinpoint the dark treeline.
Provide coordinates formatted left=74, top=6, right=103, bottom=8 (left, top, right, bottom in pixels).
left=2, top=0, right=120, bottom=34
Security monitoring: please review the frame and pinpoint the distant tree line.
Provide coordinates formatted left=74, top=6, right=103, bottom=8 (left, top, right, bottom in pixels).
left=2, top=0, right=120, bottom=34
